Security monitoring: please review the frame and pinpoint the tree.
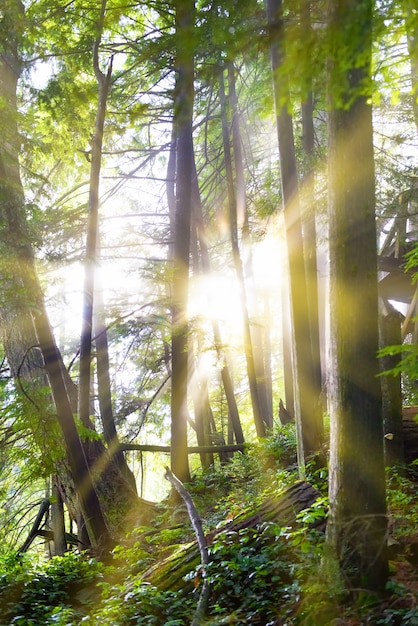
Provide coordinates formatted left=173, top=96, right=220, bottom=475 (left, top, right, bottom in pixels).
left=190, top=151, right=245, bottom=454
left=299, top=0, right=324, bottom=458
left=228, top=61, right=273, bottom=430
left=326, top=0, right=388, bottom=592
left=266, top=0, right=323, bottom=463
left=379, top=304, right=404, bottom=466
left=218, top=66, right=266, bottom=439
left=170, top=0, right=195, bottom=483
left=78, top=0, right=112, bottom=433
left=0, top=0, right=112, bottom=551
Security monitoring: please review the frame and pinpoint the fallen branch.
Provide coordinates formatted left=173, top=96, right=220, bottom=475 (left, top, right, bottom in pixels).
left=164, top=466, right=210, bottom=626
left=120, top=443, right=246, bottom=454
left=18, top=499, right=50, bottom=554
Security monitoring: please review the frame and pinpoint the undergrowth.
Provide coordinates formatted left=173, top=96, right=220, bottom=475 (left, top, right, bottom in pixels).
left=1, top=428, right=418, bottom=625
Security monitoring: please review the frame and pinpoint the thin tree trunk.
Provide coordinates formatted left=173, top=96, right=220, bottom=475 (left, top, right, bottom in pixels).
left=94, top=276, right=138, bottom=487
left=78, top=3, right=112, bottom=430
left=77, top=3, right=140, bottom=519
left=379, top=303, right=404, bottom=466
left=167, top=125, right=177, bottom=258
left=219, top=67, right=266, bottom=439
left=281, top=261, right=295, bottom=421
left=300, top=0, right=324, bottom=451
left=266, top=0, right=322, bottom=463
left=227, top=62, right=273, bottom=429
left=191, top=153, right=245, bottom=447
left=189, top=220, right=213, bottom=468
left=262, top=294, right=274, bottom=423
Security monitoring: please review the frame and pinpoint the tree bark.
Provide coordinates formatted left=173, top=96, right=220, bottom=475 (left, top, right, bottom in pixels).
left=191, top=151, right=245, bottom=448
left=326, top=0, right=387, bottom=592
left=164, top=467, right=210, bottom=625
left=170, top=0, right=195, bottom=482
left=227, top=62, right=273, bottom=429
left=0, top=0, right=112, bottom=551
left=266, top=0, right=322, bottom=462
left=144, top=480, right=321, bottom=592
left=300, top=0, right=324, bottom=453
left=51, top=482, right=67, bottom=556
left=78, top=4, right=112, bottom=431
left=189, top=223, right=214, bottom=468
left=218, top=67, right=266, bottom=439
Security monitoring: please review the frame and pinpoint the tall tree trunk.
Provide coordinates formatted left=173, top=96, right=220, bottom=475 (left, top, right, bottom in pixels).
left=78, top=5, right=112, bottom=431
left=191, top=153, right=245, bottom=447
left=189, top=218, right=213, bottom=468
left=281, top=266, right=295, bottom=421
left=28, top=275, right=112, bottom=549
left=94, top=274, right=138, bottom=487
left=300, top=0, right=324, bottom=451
left=79, top=3, right=137, bottom=492
left=227, top=62, right=273, bottom=429
left=266, top=0, right=322, bottom=462
left=326, top=0, right=387, bottom=593
left=0, top=1, right=150, bottom=551
left=170, top=0, right=195, bottom=482
left=219, top=67, right=266, bottom=439
left=0, top=0, right=112, bottom=551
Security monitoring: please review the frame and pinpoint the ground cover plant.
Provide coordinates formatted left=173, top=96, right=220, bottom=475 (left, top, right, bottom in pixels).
left=1, top=432, right=418, bottom=625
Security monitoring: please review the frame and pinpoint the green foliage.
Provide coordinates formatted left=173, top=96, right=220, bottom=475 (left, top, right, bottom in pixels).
left=202, top=522, right=300, bottom=623
left=2, top=465, right=418, bottom=625
left=186, top=432, right=298, bottom=531
left=379, top=341, right=418, bottom=405
left=0, top=551, right=103, bottom=626
left=379, top=342, right=418, bottom=377
left=375, top=605, right=418, bottom=625
left=261, top=422, right=298, bottom=468
left=386, top=466, right=418, bottom=540
left=83, top=579, right=193, bottom=625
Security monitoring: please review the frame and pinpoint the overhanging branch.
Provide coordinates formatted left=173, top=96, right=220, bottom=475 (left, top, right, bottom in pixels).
left=119, top=443, right=247, bottom=454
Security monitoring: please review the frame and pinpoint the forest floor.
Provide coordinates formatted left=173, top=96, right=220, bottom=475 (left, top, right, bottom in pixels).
left=2, top=427, right=418, bottom=625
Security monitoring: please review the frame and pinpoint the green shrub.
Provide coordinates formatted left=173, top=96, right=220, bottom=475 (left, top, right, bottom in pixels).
left=84, top=579, right=194, bottom=625
left=261, top=423, right=298, bottom=469
left=201, top=522, right=301, bottom=624
left=0, top=551, right=103, bottom=625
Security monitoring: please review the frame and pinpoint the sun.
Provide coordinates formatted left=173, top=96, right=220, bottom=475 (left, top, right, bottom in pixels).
left=189, top=270, right=242, bottom=329
left=188, top=225, right=284, bottom=348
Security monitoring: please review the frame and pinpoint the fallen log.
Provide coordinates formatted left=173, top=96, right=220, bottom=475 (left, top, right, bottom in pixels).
left=143, top=480, right=321, bottom=591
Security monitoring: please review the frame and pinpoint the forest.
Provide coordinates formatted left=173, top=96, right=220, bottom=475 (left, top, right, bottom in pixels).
left=1, top=0, right=418, bottom=623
